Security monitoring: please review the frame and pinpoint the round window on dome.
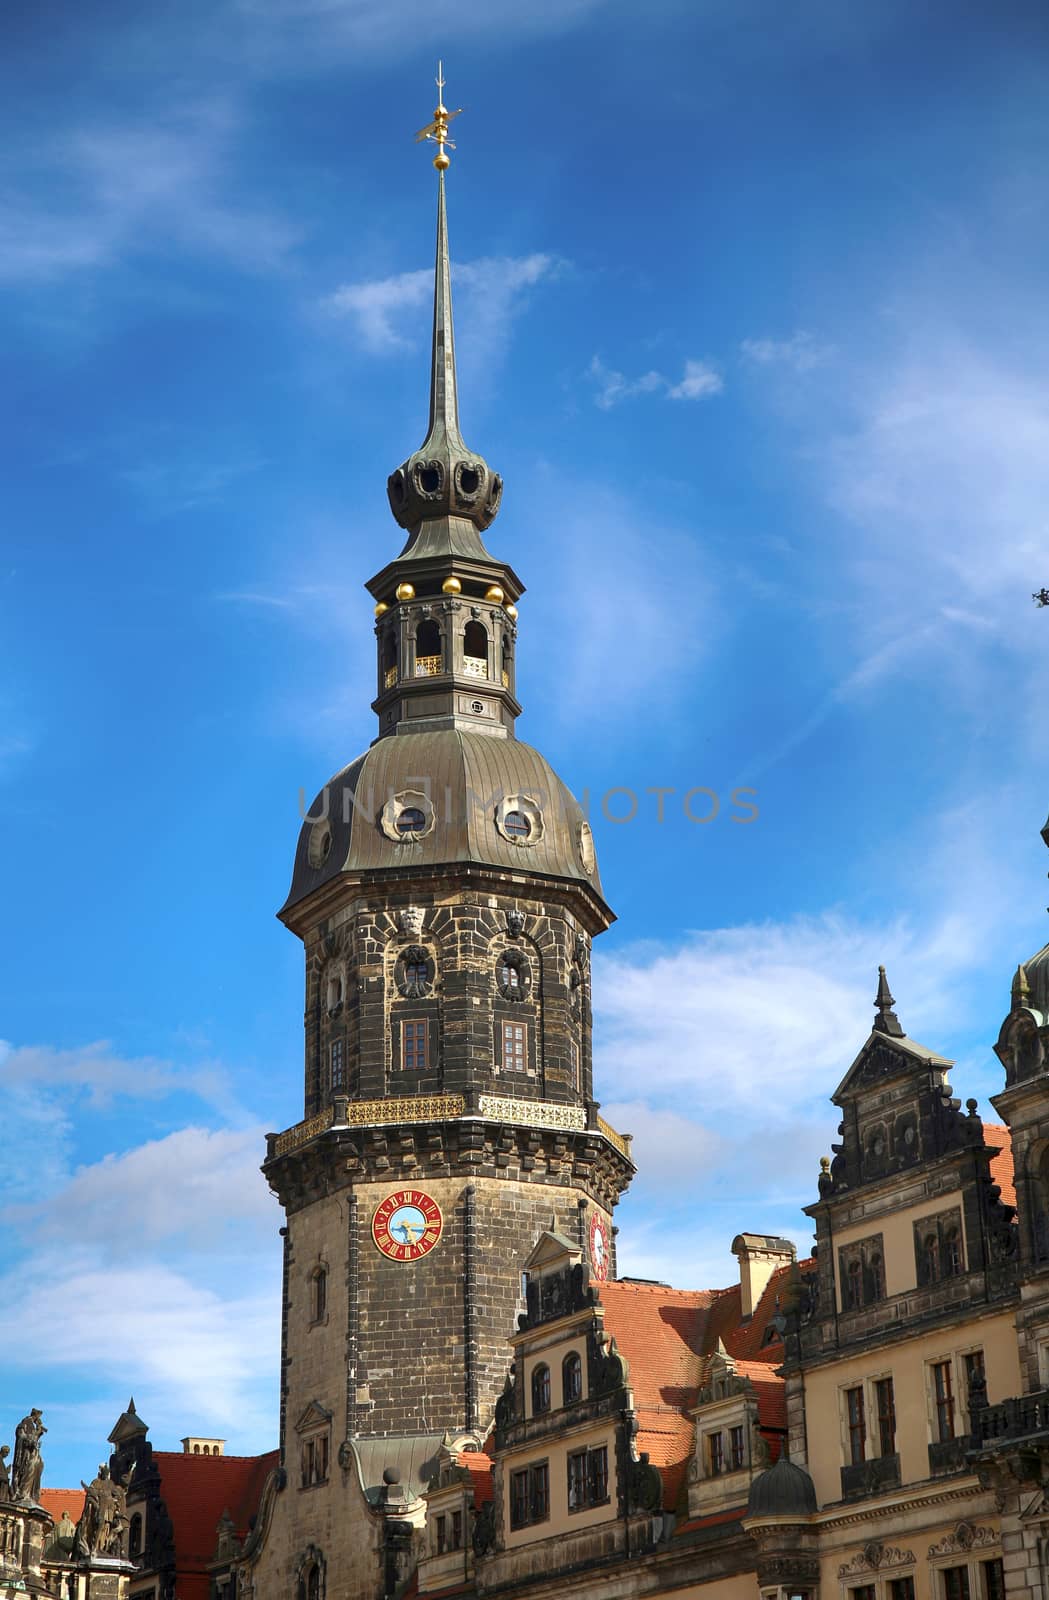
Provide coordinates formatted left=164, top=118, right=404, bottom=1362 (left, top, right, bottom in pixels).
left=495, top=793, right=544, bottom=847
left=307, top=817, right=333, bottom=870
left=380, top=789, right=436, bottom=843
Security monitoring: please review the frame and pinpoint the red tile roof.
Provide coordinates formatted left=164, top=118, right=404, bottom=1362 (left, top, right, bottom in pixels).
left=152, top=1448, right=279, bottom=1579
left=984, top=1123, right=1016, bottom=1209
left=40, top=1488, right=86, bottom=1525
left=454, top=1451, right=493, bottom=1507
left=598, top=1278, right=788, bottom=1512
left=599, top=1281, right=709, bottom=1509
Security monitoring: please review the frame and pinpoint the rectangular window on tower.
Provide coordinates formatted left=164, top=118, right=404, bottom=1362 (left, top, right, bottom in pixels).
left=330, top=1038, right=345, bottom=1092
left=501, top=1021, right=528, bottom=1073
left=401, top=1020, right=428, bottom=1073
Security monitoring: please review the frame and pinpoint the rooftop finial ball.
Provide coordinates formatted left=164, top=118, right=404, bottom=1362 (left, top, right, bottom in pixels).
left=505, top=603, right=518, bottom=620
left=374, top=602, right=389, bottom=618
left=396, top=582, right=416, bottom=602
left=442, top=576, right=462, bottom=595
left=485, top=585, right=505, bottom=605
left=434, top=152, right=450, bottom=171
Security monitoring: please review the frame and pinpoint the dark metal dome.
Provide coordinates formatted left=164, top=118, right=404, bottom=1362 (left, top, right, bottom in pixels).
left=746, top=1453, right=817, bottom=1519
left=281, top=730, right=607, bottom=923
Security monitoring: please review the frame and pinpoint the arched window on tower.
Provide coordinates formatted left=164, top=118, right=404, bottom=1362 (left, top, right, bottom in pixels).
left=502, top=634, right=512, bottom=689
left=128, top=1515, right=142, bottom=1559
left=415, top=618, right=442, bottom=676
left=943, top=1226, right=963, bottom=1277
left=382, top=630, right=398, bottom=690
left=463, top=620, right=488, bottom=679
left=845, top=1257, right=862, bottom=1310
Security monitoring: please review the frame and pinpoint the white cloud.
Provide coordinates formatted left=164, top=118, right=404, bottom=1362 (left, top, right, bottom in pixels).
left=587, top=354, right=723, bottom=409
left=325, top=253, right=561, bottom=355
left=0, top=1106, right=280, bottom=1453
left=0, top=1039, right=237, bottom=1115
left=742, top=331, right=833, bottom=372
left=4, top=1127, right=275, bottom=1256
left=668, top=359, right=725, bottom=400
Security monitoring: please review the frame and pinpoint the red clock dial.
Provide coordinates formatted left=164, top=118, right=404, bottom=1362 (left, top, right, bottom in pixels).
left=372, top=1189, right=443, bottom=1262
left=589, top=1212, right=609, bottom=1281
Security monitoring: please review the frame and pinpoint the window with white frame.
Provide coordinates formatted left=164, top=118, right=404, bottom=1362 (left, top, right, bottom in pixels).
left=840, top=1373, right=898, bottom=1464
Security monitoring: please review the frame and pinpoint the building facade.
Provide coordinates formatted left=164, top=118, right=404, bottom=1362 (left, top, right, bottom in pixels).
left=7, top=82, right=1049, bottom=1600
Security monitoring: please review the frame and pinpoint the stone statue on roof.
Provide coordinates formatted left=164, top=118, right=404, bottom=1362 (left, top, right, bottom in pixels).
left=11, top=1408, right=46, bottom=1503
left=0, top=1444, right=11, bottom=1502
left=74, top=1464, right=129, bottom=1559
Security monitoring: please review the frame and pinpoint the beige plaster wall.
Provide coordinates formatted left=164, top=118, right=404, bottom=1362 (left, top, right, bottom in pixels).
left=804, top=1309, right=1021, bottom=1507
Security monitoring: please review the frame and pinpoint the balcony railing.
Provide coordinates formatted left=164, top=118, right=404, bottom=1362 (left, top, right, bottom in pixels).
left=463, top=655, right=488, bottom=679
left=928, top=1435, right=972, bottom=1475
left=840, top=1452, right=900, bottom=1501
left=972, top=1388, right=1049, bottom=1448
left=415, top=654, right=443, bottom=677
left=384, top=666, right=398, bottom=689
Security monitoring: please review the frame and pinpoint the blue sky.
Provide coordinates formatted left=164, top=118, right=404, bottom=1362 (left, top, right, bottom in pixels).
left=2, top=0, right=1049, bottom=1485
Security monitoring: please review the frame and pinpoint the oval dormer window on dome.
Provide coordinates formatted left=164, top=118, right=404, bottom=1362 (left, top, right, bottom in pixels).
left=380, top=789, right=436, bottom=843
left=495, top=793, right=544, bottom=846
left=307, top=818, right=333, bottom=870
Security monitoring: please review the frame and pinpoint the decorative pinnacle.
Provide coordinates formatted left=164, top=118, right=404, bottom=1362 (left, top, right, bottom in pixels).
left=1013, top=963, right=1031, bottom=1006
left=872, top=964, right=904, bottom=1037
left=415, top=61, right=463, bottom=172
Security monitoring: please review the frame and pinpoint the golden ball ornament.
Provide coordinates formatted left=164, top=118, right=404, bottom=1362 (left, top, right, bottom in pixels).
left=441, top=576, right=462, bottom=595
left=505, top=603, right=518, bottom=620
left=374, top=602, right=389, bottom=618
left=484, top=585, right=505, bottom=605
left=395, top=582, right=416, bottom=602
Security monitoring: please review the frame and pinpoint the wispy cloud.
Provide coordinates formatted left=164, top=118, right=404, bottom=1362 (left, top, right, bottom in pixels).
left=324, top=252, right=562, bottom=370
left=742, top=330, right=833, bottom=372
left=0, top=101, right=298, bottom=286
left=0, top=1057, right=279, bottom=1452
left=587, top=354, right=723, bottom=409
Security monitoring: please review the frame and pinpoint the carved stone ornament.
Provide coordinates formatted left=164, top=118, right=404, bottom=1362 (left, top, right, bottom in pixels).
left=496, top=947, right=531, bottom=1002
left=472, top=1500, right=496, bottom=1557
left=494, top=792, right=544, bottom=847
left=395, top=946, right=434, bottom=999
left=397, top=906, right=426, bottom=941
left=839, top=1543, right=916, bottom=1578
left=928, top=1524, right=998, bottom=1558
left=380, top=791, right=435, bottom=844
left=505, top=908, right=525, bottom=938
left=577, top=820, right=596, bottom=876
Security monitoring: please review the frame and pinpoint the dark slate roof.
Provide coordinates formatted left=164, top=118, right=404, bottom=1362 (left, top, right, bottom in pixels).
left=282, top=730, right=607, bottom=918
left=746, top=1453, right=817, bottom=1518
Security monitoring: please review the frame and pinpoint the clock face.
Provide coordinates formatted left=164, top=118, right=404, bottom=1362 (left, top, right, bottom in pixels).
left=372, top=1189, right=443, bottom=1262
left=589, top=1212, right=609, bottom=1281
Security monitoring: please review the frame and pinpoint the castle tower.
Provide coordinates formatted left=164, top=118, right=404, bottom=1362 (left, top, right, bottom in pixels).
left=250, top=72, right=633, bottom=1600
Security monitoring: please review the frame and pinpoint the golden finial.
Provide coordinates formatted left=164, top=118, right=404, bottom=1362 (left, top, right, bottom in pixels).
left=414, top=60, right=463, bottom=171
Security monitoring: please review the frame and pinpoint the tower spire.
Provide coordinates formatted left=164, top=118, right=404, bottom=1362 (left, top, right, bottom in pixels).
left=425, top=169, right=464, bottom=455
left=388, top=66, right=502, bottom=539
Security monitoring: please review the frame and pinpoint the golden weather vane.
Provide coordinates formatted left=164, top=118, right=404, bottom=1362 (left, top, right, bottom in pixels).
left=414, top=60, right=462, bottom=171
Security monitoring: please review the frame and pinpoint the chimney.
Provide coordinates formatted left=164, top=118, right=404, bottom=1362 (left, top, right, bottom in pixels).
left=731, top=1233, right=796, bottom=1319
left=181, top=1437, right=226, bottom=1457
